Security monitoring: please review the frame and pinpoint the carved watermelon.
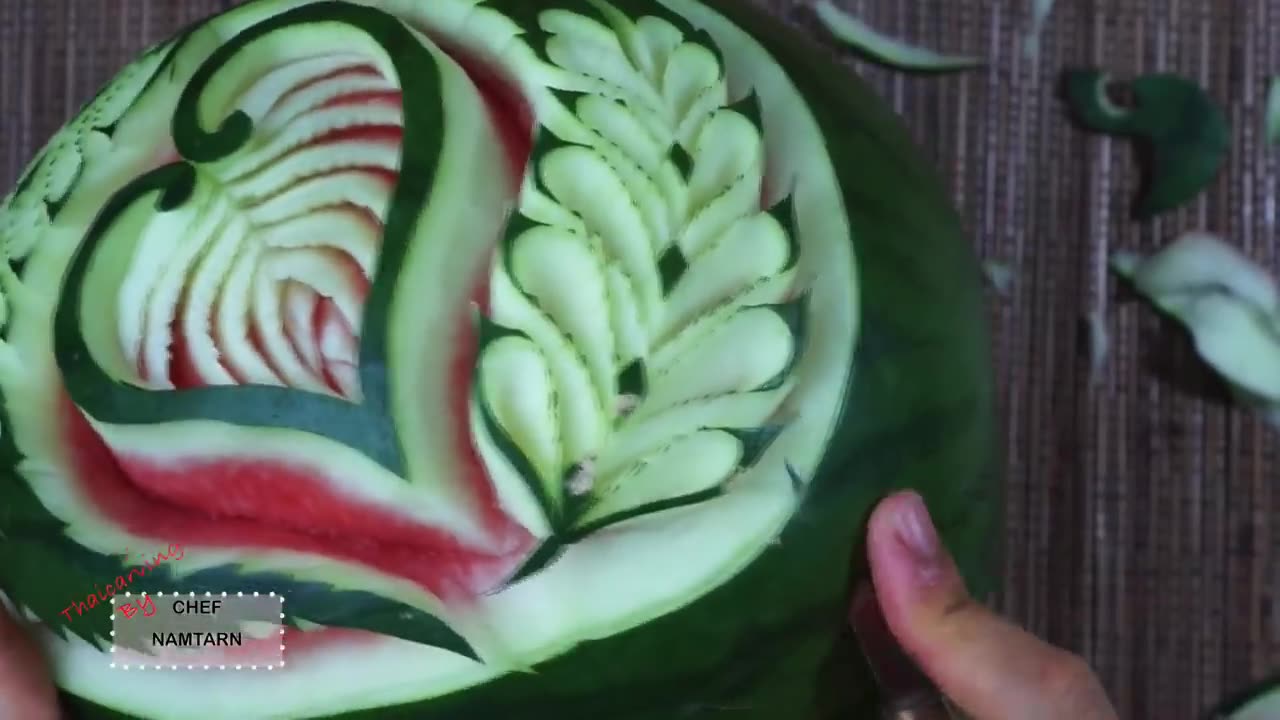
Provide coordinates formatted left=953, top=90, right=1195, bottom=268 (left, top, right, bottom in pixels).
left=0, top=0, right=999, bottom=718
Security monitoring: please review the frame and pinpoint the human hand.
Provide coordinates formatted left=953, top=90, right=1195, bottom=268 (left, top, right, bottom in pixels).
left=863, top=491, right=1119, bottom=720
left=0, top=604, right=58, bottom=719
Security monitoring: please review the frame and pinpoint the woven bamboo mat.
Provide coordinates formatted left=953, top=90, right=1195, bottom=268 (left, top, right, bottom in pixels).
left=1, top=1, right=1275, bottom=718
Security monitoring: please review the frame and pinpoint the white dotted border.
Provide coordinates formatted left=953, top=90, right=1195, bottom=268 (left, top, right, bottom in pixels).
left=109, top=591, right=286, bottom=671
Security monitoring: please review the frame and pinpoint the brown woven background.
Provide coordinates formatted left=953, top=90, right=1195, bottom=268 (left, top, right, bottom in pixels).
left=1, top=1, right=1276, bottom=718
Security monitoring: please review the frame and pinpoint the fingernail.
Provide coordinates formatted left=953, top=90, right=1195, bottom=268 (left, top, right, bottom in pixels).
left=894, top=493, right=942, bottom=575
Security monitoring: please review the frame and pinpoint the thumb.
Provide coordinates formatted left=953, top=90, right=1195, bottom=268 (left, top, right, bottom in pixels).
left=0, top=606, right=59, bottom=719
left=865, top=492, right=1117, bottom=720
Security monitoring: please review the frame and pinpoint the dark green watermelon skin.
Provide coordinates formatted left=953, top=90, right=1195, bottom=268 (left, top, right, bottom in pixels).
left=55, top=0, right=1000, bottom=717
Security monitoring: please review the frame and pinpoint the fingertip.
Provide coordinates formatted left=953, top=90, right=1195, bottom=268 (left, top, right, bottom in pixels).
left=864, top=492, right=964, bottom=628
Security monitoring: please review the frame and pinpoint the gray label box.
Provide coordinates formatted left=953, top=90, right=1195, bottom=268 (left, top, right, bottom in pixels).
left=111, top=592, right=284, bottom=670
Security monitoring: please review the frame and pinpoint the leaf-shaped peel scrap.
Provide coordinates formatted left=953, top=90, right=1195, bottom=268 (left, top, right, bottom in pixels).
left=0, top=0, right=1001, bottom=718
left=1218, top=678, right=1280, bottom=720
left=1266, top=76, right=1280, bottom=147
left=1063, top=70, right=1230, bottom=219
left=813, top=0, right=984, bottom=73
left=1113, top=231, right=1280, bottom=420
left=981, top=260, right=1015, bottom=296
left=1022, top=0, right=1057, bottom=58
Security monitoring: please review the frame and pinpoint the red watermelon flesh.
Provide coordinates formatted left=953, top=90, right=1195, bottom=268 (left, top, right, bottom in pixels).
left=61, top=49, right=538, bottom=603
